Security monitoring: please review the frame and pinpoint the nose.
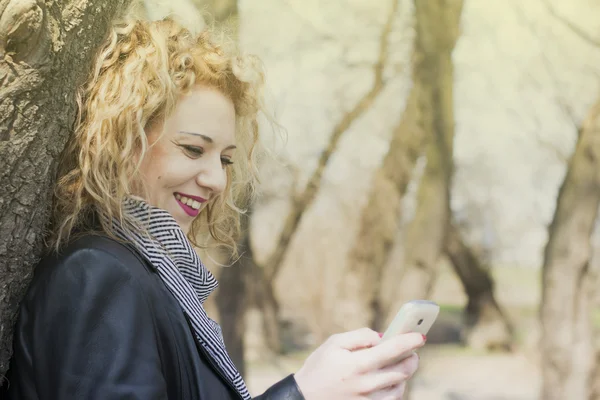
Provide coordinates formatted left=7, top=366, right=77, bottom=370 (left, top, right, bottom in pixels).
left=195, top=157, right=227, bottom=196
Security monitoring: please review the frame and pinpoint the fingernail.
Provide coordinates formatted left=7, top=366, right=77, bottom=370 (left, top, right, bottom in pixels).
left=422, top=334, right=427, bottom=342
left=378, top=332, right=383, bottom=338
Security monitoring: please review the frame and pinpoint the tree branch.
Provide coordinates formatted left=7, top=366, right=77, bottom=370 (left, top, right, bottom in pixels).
left=282, top=0, right=338, bottom=42
left=542, top=0, right=600, bottom=48
left=261, top=0, right=400, bottom=282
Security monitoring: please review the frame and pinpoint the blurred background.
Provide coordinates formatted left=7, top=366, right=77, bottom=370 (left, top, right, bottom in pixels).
left=142, top=0, right=600, bottom=399
left=2, top=0, right=600, bottom=399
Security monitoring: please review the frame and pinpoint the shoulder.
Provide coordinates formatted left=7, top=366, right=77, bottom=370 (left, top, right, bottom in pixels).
left=56, top=233, right=147, bottom=266
left=27, top=234, right=154, bottom=301
left=49, top=233, right=151, bottom=273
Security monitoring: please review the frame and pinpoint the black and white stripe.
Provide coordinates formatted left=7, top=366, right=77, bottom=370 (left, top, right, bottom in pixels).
left=105, top=197, right=251, bottom=399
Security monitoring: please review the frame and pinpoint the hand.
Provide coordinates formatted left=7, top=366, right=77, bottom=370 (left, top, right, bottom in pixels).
left=293, top=328, right=425, bottom=400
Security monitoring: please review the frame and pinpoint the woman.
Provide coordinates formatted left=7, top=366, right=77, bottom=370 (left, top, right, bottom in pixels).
left=3, top=17, right=425, bottom=399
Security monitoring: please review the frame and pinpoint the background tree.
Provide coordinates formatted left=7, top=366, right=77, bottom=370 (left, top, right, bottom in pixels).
left=0, top=0, right=133, bottom=376
left=444, top=223, right=515, bottom=350
left=540, top=97, right=600, bottom=400
left=529, top=1, right=600, bottom=398
left=251, top=0, right=402, bottom=353
left=385, top=0, right=463, bottom=319
left=341, top=59, right=424, bottom=330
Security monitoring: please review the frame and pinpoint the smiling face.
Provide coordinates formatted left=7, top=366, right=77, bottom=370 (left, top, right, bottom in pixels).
left=138, top=85, right=237, bottom=234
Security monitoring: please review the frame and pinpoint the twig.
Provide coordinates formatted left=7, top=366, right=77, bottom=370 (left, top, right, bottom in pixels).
left=542, top=0, right=600, bottom=48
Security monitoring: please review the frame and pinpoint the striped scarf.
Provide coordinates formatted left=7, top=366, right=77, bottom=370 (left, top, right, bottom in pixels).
left=104, top=197, right=251, bottom=399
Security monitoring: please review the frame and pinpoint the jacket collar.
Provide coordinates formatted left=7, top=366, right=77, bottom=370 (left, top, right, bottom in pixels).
left=102, top=197, right=251, bottom=399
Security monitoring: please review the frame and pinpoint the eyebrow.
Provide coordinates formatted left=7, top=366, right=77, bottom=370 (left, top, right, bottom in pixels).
left=179, top=131, right=237, bottom=150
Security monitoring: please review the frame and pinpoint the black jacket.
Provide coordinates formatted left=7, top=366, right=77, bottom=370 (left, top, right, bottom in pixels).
left=3, top=234, right=304, bottom=400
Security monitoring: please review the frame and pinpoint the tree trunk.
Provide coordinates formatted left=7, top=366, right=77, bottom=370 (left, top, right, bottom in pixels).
left=216, top=221, right=250, bottom=377
left=387, top=0, right=464, bottom=320
left=341, top=85, right=424, bottom=331
left=252, top=264, right=282, bottom=354
left=592, top=352, right=600, bottom=400
left=0, top=0, right=132, bottom=376
left=540, top=98, right=600, bottom=400
left=445, top=222, right=515, bottom=351
left=249, top=0, right=400, bottom=351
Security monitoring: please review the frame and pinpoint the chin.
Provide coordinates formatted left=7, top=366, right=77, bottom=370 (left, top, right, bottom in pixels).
left=180, top=223, right=192, bottom=236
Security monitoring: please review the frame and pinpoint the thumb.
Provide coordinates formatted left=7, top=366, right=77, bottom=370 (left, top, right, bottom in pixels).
left=329, top=327, right=382, bottom=351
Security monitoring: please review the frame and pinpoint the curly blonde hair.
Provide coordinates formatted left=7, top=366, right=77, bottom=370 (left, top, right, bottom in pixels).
left=52, top=17, right=268, bottom=255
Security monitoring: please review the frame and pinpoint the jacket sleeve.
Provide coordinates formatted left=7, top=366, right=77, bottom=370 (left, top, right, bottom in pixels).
left=253, top=374, right=305, bottom=400
left=14, top=247, right=168, bottom=400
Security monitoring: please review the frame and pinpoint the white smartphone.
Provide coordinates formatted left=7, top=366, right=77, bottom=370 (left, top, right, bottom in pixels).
left=381, top=300, right=440, bottom=341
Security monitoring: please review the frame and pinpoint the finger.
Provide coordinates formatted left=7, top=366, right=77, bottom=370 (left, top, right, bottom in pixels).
left=356, top=333, right=424, bottom=372
left=356, top=353, right=419, bottom=394
left=367, top=382, right=406, bottom=400
left=328, top=327, right=381, bottom=351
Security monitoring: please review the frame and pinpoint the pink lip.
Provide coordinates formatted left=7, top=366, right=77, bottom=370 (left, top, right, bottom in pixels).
left=175, top=192, right=207, bottom=203
left=174, top=193, right=206, bottom=217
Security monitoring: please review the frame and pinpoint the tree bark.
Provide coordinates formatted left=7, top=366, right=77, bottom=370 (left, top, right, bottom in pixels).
left=445, top=222, right=515, bottom=351
left=0, top=0, right=132, bottom=377
left=540, top=98, right=600, bottom=400
left=387, top=0, right=464, bottom=319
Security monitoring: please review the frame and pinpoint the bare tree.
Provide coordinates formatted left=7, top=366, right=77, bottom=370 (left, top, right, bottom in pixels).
left=261, top=0, right=400, bottom=284
left=0, top=0, right=133, bottom=376
left=528, top=2, right=600, bottom=398
left=387, top=0, right=464, bottom=316
left=253, top=0, right=402, bottom=352
left=540, top=97, right=600, bottom=400
left=341, top=80, right=424, bottom=330
left=342, top=2, right=512, bottom=353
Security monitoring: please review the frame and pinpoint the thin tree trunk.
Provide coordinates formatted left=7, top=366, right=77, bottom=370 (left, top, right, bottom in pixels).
left=445, top=222, right=515, bottom=351
left=0, top=0, right=132, bottom=376
left=216, top=220, right=250, bottom=376
left=252, top=0, right=401, bottom=352
left=592, top=353, right=600, bottom=400
left=342, top=85, right=424, bottom=331
left=388, top=0, right=464, bottom=319
left=260, top=0, right=400, bottom=284
left=540, top=98, right=600, bottom=400
left=253, top=263, right=282, bottom=354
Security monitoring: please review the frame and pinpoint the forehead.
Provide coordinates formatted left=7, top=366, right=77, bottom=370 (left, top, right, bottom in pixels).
left=168, top=86, right=236, bottom=143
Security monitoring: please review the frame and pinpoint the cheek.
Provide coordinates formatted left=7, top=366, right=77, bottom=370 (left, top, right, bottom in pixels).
left=137, top=148, right=171, bottom=194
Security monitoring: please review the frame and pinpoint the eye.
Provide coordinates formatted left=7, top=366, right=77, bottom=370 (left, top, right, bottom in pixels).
left=180, top=145, right=204, bottom=159
left=221, top=157, right=234, bottom=167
